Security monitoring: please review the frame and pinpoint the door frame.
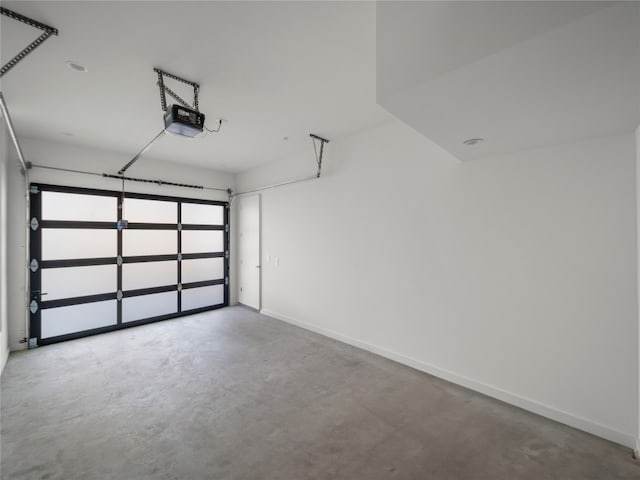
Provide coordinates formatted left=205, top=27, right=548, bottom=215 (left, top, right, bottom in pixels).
left=237, top=193, right=261, bottom=311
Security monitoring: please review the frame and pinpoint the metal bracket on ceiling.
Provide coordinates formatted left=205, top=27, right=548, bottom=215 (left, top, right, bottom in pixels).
left=0, top=7, right=58, bottom=77
left=229, top=133, right=331, bottom=202
left=310, top=134, right=330, bottom=178
left=154, top=67, right=200, bottom=112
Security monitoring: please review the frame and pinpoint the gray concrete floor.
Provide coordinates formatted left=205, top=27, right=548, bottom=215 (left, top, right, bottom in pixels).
left=1, top=306, right=638, bottom=480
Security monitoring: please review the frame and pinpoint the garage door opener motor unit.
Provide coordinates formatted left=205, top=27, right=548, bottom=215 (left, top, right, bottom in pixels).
left=164, top=104, right=205, bottom=137
left=118, top=68, right=222, bottom=176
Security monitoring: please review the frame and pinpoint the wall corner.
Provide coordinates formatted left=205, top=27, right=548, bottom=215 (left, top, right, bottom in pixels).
left=636, top=124, right=640, bottom=446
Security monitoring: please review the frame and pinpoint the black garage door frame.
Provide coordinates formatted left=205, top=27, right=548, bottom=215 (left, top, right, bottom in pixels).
left=28, top=183, right=230, bottom=346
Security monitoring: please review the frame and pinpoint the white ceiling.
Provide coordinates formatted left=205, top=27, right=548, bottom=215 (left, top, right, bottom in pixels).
left=1, top=1, right=389, bottom=173
left=377, top=1, right=640, bottom=161
left=2, top=1, right=639, bottom=171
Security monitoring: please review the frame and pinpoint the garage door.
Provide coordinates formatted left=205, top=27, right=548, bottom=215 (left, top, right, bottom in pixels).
left=28, top=183, right=229, bottom=346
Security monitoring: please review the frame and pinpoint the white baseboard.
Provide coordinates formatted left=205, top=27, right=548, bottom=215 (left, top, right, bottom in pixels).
left=261, top=308, right=638, bottom=451
left=237, top=302, right=260, bottom=313
left=0, top=347, right=9, bottom=375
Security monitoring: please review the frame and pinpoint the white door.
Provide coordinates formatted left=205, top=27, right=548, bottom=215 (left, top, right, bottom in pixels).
left=238, top=194, right=260, bottom=310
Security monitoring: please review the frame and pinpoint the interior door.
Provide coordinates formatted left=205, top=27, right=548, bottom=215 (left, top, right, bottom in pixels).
left=238, top=194, right=260, bottom=310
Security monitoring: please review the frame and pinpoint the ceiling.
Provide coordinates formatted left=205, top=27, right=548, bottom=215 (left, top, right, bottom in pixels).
left=377, top=1, right=640, bottom=161
left=1, top=1, right=389, bottom=173
left=2, top=1, right=639, bottom=171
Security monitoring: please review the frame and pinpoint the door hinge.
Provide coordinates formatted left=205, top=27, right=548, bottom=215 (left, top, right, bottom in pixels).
left=29, top=185, right=39, bottom=194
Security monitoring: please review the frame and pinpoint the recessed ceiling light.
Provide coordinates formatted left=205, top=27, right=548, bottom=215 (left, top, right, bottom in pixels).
left=463, top=138, right=484, bottom=146
left=65, top=61, right=87, bottom=72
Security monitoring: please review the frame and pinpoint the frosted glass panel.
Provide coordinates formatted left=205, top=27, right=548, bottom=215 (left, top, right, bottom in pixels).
left=42, top=229, right=117, bottom=260
left=122, top=292, right=177, bottom=323
left=42, top=265, right=116, bottom=300
left=123, top=230, right=177, bottom=256
left=182, top=203, right=224, bottom=225
left=182, top=231, right=224, bottom=253
left=182, top=285, right=224, bottom=310
left=123, top=261, right=177, bottom=290
left=124, top=198, right=177, bottom=223
left=42, top=191, right=116, bottom=222
left=41, top=300, right=116, bottom=338
left=182, top=258, right=224, bottom=283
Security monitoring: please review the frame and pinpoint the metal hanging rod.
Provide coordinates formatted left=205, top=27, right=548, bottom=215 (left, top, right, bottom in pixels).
left=1, top=7, right=58, bottom=77
left=0, top=92, right=30, bottom=172
left=231, top=175, right=319, bottom=199
left=118, top=129, right=165, bottom=175
left=30, top=164, right=102, bottom=177
left=231, top=133, right=330, bottom=199
left=30, top=164, right=230, bottom=193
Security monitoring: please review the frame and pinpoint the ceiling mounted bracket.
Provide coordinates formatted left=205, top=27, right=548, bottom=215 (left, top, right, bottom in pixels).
left=154, top=67, right=200, bottom=112
left=230, top=133, right=331, bottom=201
left=310, top=134, right=330, bottom=178
left=0, top=7, right=58, bottom=77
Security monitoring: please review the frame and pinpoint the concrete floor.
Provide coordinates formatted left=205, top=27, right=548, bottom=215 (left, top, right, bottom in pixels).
left=1, top=306, right=638, bottom=480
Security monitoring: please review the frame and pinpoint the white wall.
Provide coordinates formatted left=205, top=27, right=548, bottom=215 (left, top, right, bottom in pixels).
left=237, top=120, right=639, bottom=448
left=0, top=116, right=14, bottom=372
left=6, top=138, right=236, bottom=352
